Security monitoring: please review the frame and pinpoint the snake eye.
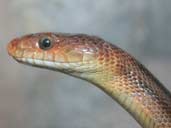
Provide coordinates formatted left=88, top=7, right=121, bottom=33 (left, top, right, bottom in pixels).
left=39, top=37, right=53, bottom=50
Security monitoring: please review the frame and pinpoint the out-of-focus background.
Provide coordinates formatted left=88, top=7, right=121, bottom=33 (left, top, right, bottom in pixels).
left=1, top=0, right=171, bottom=128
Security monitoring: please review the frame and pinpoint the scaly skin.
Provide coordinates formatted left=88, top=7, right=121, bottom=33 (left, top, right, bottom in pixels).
left=7, top=33, right=171, bottom=128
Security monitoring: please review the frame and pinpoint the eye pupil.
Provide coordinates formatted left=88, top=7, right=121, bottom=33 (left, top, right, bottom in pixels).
left=39, top=38, right=53, bottom=50
left=42, top=39, right=51, bottom=47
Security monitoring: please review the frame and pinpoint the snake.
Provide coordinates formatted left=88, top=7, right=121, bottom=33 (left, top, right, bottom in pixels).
left=7, top=32, right=171, bottom=128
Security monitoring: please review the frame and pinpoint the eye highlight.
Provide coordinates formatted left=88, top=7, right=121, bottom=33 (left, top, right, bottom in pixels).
left=39, top=37, right=53, bottom=50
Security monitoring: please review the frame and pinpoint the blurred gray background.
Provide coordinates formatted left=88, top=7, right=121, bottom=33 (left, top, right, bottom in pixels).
left=1, top=0, right=171, bottom=128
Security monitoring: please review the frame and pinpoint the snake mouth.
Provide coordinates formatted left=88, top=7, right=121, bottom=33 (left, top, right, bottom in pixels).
left=13, top=57, right=83, bottom=74
left=14, top=57, right=82, bottom=66
left=13, top=57, right=93, bottom=70
left=14, top=57, right=101, bottom=74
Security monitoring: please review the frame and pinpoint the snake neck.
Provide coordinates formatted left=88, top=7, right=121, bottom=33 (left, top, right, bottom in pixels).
left=81, top=62, right=171, bottom=128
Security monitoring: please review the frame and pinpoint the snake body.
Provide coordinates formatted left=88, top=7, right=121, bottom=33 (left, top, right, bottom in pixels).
left=7, top=33, right=171, bottom=128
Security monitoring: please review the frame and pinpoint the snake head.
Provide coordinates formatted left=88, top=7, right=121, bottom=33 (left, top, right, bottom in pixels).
left=7, top=33, right=101, bottom=74
left=7, top=33, right=127, bottom=83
